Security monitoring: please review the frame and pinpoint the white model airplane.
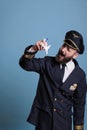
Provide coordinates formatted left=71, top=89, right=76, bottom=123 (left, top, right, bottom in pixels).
left=41, top=38, right=51, bottom=55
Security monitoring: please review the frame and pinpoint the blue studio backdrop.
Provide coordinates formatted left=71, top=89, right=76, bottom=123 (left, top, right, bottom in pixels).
left=0, top=0, right=87, bottom=130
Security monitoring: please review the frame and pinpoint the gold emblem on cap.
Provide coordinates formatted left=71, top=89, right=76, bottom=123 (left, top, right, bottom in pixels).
left=73, top=33, right=79, bottom=38
left=69, top=84, right=77, bottom=91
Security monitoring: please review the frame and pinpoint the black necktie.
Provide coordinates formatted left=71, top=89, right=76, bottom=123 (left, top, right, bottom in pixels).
left=60, top=64, right=65, bottom=82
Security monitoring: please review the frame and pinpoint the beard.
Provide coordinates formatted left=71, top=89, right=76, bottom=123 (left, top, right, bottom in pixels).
left=56, top=50, right=73, bottom=64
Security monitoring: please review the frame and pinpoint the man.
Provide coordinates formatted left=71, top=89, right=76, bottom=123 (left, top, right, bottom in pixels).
left=19, top=30, right=87, bottom=130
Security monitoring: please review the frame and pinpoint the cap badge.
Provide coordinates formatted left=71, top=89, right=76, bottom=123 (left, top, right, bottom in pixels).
left=73, top=33, right=79, bottom=38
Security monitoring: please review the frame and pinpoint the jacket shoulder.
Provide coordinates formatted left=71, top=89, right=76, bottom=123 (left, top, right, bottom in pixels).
left=73, top=59, right=86, bottom=77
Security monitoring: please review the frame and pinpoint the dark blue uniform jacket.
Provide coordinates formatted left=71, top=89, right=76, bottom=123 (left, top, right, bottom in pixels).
left=19, top=56, right=86, bottom=130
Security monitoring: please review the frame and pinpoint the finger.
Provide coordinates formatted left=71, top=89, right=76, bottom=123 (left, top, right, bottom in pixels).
left=42, top=40, right=47, bottom=46
left=36, top=41, right=43, bottom=50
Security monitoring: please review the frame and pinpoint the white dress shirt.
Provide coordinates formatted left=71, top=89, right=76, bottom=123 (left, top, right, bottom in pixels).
left=62, top=60, right=75, bottom=83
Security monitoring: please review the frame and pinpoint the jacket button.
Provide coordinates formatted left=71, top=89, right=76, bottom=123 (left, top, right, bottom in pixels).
left=54, top=98, right=57, bottom=101
left=53, top=108, right=56, bottom=112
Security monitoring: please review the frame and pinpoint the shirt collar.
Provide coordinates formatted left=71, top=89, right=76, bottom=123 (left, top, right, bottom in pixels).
left=60, top=60, right=75, bottom=69
left=66, top=60, right=75, bottom=69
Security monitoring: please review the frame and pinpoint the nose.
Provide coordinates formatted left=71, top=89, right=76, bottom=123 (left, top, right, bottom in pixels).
left=61, top=46, right=66, bottom=52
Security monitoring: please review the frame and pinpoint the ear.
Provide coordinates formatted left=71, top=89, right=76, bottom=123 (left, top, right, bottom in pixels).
left=73, top=52, right=79, bottom=59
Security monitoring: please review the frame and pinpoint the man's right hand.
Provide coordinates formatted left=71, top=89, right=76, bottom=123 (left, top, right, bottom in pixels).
left=32, top=39, right=48, bottom=51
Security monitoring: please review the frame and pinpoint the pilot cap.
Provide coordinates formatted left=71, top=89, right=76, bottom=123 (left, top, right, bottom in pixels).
left=64, top=30, right=84, bottom=54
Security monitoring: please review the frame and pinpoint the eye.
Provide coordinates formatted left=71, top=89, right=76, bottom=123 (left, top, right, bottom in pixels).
left=67, top=46, right=71, bottom=51
left=63, top=43, right=71, bottom=52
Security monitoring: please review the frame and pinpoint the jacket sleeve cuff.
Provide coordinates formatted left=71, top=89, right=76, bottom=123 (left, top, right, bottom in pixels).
left=23, top=54, right=35, bottom=59
left=24, top=45, right=37, bottom=55
left=74, top=125, right=84, bottom=130
left=23, top=45, right=37, bottom=59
